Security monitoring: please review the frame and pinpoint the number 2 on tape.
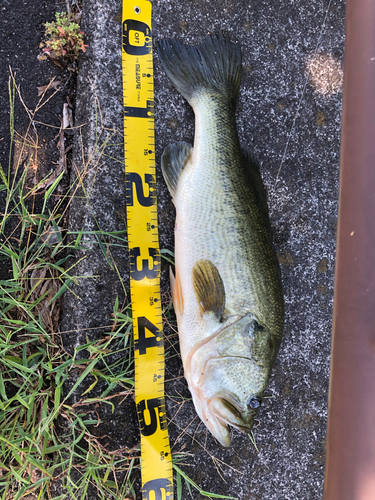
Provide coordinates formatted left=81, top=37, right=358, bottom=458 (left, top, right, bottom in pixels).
left=122, top=0, right=173, bottom=499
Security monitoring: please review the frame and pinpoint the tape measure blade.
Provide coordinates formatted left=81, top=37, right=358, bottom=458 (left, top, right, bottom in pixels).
left=122, top=1, right=174, bottom=498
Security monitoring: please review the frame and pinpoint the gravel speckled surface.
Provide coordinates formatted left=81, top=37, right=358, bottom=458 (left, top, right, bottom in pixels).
left=61, top=0, right=345, bottom=497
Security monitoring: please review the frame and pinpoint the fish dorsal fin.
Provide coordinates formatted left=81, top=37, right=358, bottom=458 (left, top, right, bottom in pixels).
left=170, top=266, right=184, bottom=316
left=192, top=259, right=225, bottom=320
left=241, top=147, right=271, bottom=230
left=161, top=142, right=192, bottom=199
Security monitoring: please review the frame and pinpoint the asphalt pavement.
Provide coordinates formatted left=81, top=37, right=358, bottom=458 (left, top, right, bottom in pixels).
left=1, top=0, right=345, bottom=498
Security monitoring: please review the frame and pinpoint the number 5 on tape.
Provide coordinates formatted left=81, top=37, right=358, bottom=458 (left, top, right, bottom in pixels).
left=122, top=0, right=173, bottom=498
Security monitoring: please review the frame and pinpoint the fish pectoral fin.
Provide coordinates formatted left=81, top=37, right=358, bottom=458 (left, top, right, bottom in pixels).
left=170, top=266, right=184, bottom=316
left=192, top=259, right=225, bottom=320
left=161, top=142, right=192, bottom=199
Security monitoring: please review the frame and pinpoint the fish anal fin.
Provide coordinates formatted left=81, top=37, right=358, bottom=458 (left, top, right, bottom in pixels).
left=192, top=259, right=225, bottom=320
left=161, top=142, right=192, bottom=199
left=170, top=266, right=184, bottom=316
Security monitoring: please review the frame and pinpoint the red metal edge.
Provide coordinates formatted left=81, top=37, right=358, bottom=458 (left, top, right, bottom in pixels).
left=323, top=1, right=375, bottom=498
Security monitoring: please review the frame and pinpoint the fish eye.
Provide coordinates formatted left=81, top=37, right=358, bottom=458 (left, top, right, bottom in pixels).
left=247, top=395, right=261, bottom=409
left=245, top=320, right=264, bottom=338
left=254, top=320, right=264, bottom=332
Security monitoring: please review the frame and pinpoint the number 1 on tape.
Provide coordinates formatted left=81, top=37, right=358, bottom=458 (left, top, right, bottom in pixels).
left=122, top=1, right=173, bottom=499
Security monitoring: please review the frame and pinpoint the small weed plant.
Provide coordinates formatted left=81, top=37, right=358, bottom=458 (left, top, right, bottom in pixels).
left=40, top=12, right=87, bottom=68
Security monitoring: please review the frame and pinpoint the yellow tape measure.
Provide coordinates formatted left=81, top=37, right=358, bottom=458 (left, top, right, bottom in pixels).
left=122, top=1, right=173, bottom=498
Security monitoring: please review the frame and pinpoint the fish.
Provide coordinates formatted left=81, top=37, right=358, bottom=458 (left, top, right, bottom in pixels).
left=158, top=34, right=284, bottom=447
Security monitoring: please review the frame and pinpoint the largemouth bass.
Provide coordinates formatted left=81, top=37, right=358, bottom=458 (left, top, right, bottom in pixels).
left=158, top=34, right=284, bottom=447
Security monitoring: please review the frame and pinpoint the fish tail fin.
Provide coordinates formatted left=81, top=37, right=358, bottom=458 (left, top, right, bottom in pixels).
left=157, top=33, right=241, bottom=105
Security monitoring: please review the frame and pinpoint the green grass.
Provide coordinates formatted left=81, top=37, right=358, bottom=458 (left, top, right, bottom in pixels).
left=0, top=73, right=137, bottom=500
left=173, top=464, right=237, bottom=500
left=0, top=71, right=242, bottom=500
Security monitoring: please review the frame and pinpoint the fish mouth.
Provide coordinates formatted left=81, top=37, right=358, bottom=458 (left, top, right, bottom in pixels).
left=208, top=396, right=255, bottom=432
left=187, top=354, right=263, bottom=446
left=184, top=313, right=268, bottom=446
left=198, top=395, right=255, bottom=447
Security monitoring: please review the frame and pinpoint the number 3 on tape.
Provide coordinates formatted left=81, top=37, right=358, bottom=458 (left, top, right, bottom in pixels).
left=122, top=0, right=173, bottom=498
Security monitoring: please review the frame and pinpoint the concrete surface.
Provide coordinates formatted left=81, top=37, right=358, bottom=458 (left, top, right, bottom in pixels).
left=58, top=0, right=139, bottom=495
left=152, top=1, right=344, bottom=498
left=1, top=0, right=345, bottom=498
